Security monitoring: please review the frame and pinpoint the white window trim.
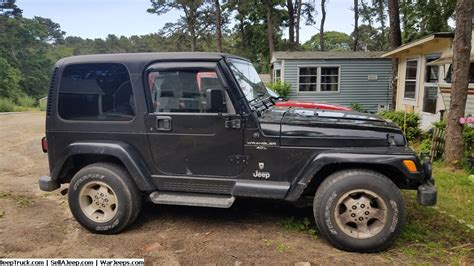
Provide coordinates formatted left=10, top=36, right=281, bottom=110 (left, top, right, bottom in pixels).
left=273, top=67, right=282, bottom=82
left=296, top=65, right=341, bottom=94
left=402, top=57, right=420, bottom=105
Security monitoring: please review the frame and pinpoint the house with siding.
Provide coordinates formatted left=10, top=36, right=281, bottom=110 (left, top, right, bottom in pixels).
left=270, top=51, right=392, bottom=113
left=382, top=30, right=474, bottom=130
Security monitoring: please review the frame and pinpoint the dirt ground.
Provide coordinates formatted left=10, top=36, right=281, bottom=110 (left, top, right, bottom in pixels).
left=0, top=112, right=417, bottom=264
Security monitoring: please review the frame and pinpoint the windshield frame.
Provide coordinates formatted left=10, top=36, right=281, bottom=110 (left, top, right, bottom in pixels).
left=226, top=58, right=270, bottom=105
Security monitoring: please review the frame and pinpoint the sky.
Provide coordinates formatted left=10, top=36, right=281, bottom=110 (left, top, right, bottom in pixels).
left=18, top=0, right=355, bottom=43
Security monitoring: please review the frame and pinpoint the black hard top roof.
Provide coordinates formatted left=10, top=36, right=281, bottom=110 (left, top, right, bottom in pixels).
left=57, top=52, right=248, bottom=65
left=56, top=52, right=249, bottom=74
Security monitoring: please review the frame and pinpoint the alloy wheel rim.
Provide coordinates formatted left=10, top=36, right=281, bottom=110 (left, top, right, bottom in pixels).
left=79, top=181, right=118, bottom=223
left=334, top=189, right=388, bottom=239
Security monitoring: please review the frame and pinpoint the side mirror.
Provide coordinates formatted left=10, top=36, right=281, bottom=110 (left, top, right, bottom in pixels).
left=206, top=88, right=227, bottom=113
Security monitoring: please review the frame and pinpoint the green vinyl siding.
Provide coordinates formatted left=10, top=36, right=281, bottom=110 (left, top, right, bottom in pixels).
left=281, top=59, right=392, bottom=112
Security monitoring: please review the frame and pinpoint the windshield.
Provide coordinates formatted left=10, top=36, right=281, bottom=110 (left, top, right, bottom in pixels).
left=266, top=87, right=279, bottom=98
left=227, top=58, right=269, bottom=102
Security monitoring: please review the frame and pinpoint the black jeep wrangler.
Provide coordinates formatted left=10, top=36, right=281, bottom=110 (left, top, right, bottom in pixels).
left=39, top=52, right=436, bottom=252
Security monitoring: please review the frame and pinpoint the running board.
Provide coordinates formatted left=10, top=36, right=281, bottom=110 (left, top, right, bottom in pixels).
left=149, top=192, right=235, bottom=208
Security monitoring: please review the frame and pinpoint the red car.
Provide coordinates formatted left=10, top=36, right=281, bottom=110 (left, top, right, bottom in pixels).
left=266, top=88, right=352, bottom=111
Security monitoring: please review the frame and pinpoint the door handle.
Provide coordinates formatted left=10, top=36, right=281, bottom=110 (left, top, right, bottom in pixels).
left=156, top=116, right=172, bottom=131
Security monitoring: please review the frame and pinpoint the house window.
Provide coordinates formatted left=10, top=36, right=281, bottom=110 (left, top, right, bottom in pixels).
left=425, top=60, right=439, bottom=83
left=274, top=68, right=281, bottom=82
left=404, top=60, right=418, bottom=99
left=422, top=86, right=437, bottom=114
left=320, top=67, right=339, bottom=92
left=298, top=66, right=339, bottom=92
left=422, top=57, right=439, bottom=114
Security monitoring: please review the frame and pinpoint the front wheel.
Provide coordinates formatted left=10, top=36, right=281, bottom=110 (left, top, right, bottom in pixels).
left=313, top=170, right=404, bottom=252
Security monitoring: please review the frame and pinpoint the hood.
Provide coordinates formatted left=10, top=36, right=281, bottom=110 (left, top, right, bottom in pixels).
left=259, top=107, right=406, bottom=147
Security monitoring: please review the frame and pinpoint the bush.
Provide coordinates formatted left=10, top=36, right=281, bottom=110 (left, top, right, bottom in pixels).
left=15, top=95, right=36, bottom=108
left=350, top=103, right=365, bottom=112
left=379, top=111, right=421, bottom=142
left=0, top=98, right=15, bottom=112
left=39, top=99, right=47, bottom=111
left=267, top=81, right=291, bottom=99
left=464, top=126, right=474, bottom=156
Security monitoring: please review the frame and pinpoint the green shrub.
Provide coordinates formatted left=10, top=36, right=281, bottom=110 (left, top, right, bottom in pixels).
left=39, top=99, right=47, bottom=111
left=15, top=95, right=36, bottom=107
left=379, top=111, right=421, bottom=142
left=268, top=81, right=291, bottom=99
left=350, top=103, right=365, bottom=112
left=0, top=98, right=15, bottom=112
left=432, top=120, right=446, bottom=130
left=464, top=126, right=474, bottom=156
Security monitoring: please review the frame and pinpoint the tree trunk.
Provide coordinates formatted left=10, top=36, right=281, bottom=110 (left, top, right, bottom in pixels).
left=377, top=0, right=386, bottom=50
left=388, top=0, right=402, bottom=110
left=295, top=0, right=302, bottom=44
left=215, top=0, right=222, bottom=52
left=444, top=0, right=473, bottom=166
left=353, top=0, right=359, bottom=51
left=320, top=0, right=326, bottom=51
left=265, top=0, right=275, bottom=60
left=287, top=0, right=295, bottom=46
left=190, top=27, right=197, bottom=52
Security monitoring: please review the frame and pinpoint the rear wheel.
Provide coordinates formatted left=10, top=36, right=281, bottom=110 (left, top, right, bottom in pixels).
left=68, top=162, right=142, bottom=234
left=313, top=169, right=404, bottom=252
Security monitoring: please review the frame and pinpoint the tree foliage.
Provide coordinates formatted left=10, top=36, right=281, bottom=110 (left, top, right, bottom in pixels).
left=400, top=0, right=456, bottom=42
left=303, top=31, right=352, bottom=51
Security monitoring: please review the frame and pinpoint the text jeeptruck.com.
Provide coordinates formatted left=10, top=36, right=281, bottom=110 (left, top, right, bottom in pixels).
left=0, top=259, right=145, bottom=266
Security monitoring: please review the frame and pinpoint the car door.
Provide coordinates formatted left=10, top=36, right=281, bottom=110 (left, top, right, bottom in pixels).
left=145, top=62, right=244, bottom=177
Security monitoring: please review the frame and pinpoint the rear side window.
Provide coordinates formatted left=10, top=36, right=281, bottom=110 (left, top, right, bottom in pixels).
left=58, top=63, right=134, bottom=121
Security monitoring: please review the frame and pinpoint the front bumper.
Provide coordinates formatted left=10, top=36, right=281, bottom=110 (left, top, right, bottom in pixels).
left=416, top=159, right=437, bottom=206
left=417, top=181, right=437, bottom=206
left=39, top=176, right=60, bottom=191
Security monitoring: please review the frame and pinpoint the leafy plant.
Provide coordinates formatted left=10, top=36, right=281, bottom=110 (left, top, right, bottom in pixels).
left=15, top=95, right=36, bottom=108
left=267, top=81, right=291, bottom=99
left=0, top=98, right=15, bottom=112
left=463, top=126, right=474, bottom=156
left=276, top=243, right=289, bottom=253
left=379, top=111, right=421, bottom=142
left=350, top=102, right=365, bottom=112
left=281, top=216, right=317, bottom=237
left=39, top=99, right=47, bottom=111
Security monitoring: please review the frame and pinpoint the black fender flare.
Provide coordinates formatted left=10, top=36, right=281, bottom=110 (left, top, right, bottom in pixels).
left=51, top=141, right=155, bottom=191
left=284, top=151, right=422, bottom=201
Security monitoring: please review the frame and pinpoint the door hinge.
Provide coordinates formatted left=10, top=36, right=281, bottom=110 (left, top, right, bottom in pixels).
left=225, top=119, right=241, bottom=129
left=229, top=155, right=249, bottom=165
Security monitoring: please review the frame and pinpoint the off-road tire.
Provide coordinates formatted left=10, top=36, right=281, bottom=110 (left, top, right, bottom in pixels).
left=68, top=162, right=142, bottom=234
left=313, top=169, right=404, bottom=252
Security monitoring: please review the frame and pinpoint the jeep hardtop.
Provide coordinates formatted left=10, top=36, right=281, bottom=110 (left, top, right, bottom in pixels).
left=39, top=52, right=436, bottom=252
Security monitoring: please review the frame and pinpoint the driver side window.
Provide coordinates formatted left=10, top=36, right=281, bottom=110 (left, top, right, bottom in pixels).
left=148, top=70, right=235, bottom=114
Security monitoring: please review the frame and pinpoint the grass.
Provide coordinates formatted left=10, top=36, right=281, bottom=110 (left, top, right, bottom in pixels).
left=281, top=216, right=317, bottom=237
left=0, top=191, right=34, bottom=208
left=392, top=191, right=473, bottom=264
left=278, top=164, right=474, bottom=263
left=432, top=162, right=474, bottom=225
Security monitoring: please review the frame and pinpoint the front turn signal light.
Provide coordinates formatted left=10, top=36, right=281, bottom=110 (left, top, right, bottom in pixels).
left=403, top=160, right=417, bottom=173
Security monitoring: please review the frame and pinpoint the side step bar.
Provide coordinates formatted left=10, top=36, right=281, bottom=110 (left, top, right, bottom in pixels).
left=149, top=192, right=235, bottom=208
